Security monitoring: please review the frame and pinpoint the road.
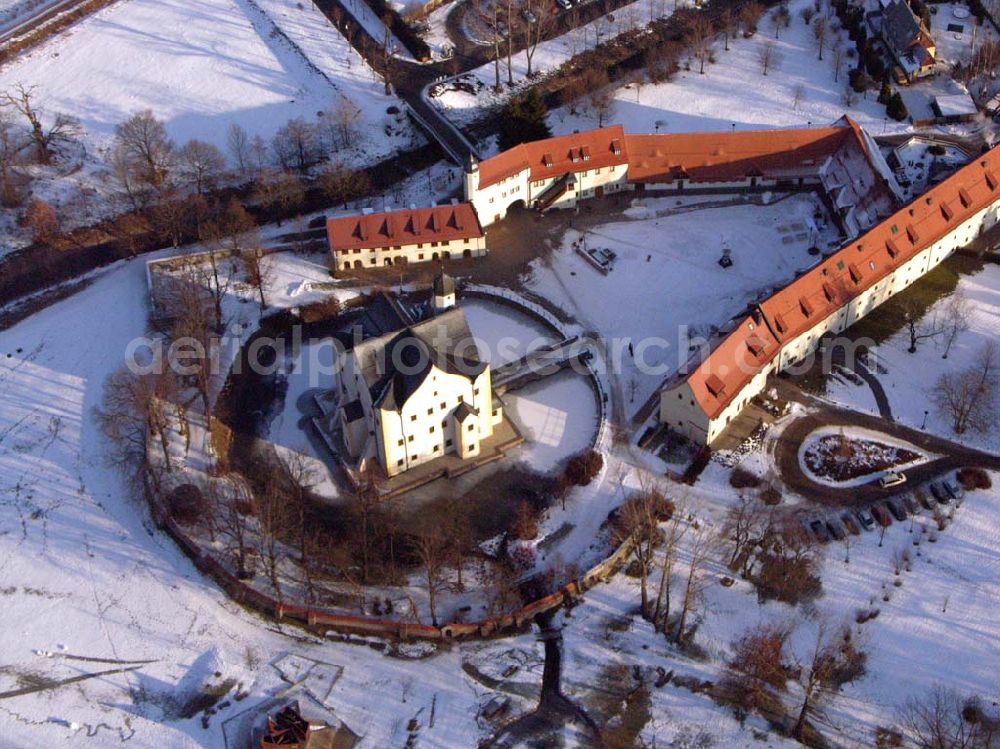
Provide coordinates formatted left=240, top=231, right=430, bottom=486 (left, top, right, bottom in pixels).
left=0, top=0, right=93, bottom=46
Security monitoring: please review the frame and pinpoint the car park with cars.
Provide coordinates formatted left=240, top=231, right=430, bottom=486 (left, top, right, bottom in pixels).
left=856, top=508, right=876, bottom=531
left=879, top=471, right=907, bottom=488
left=886, top=498, right=908, bottom=521
left=872, top=504, right=893, bottom=527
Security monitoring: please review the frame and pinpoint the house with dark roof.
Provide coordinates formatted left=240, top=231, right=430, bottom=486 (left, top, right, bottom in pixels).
left=335, top=306, right=503, bottom=477
left=661, top=145, right=1000, bottom=445
left=868, top=0, right=936, bottom=83
left=327, top=203, right=485, bottom=272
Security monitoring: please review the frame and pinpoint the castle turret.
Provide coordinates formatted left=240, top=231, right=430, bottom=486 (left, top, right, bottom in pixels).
left=464, top=153, right=479, bottom=203
left=433, top=273, right=456, bottom=312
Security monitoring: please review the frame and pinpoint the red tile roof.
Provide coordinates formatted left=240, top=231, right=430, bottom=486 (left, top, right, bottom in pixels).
left=327, top=203, right=483, bottom=253
left=624, top=126, right=853, bottom=184
left=476, top=125, right=629, bottom=188
left=682, top=145, right=1000, bottom=420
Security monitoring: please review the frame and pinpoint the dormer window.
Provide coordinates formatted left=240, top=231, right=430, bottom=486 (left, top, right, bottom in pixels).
left=581, top=146, right=591, bottom=161
left=822, top=282, right=835, bottom=302
left=906, top=224, right=919, bottom=244
left=986, top=171, right=997, bottom=191
left=799, top=296, right=814, bottom=317
left=849, top=263, right=863, bottom=284
left=940, top=202, right=953, bottom=221
left=705, top=374, right=726, bottom=398
left=542, top=153, right=553, bottom=167
left=611, top=139, right=622, bottom=155
left=959, top=188, right=972, bottom=208
left=886, top=239, right=899, bottom=258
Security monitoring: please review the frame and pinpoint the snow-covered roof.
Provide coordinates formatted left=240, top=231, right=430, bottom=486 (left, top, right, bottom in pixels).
left=934, top=94, right=978, bottom=117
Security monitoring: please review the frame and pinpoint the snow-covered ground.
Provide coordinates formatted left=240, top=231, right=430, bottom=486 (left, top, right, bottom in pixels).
left=554, top=0, right=906, bottom=136
left=826, top=262, right=1000, bottom=454
left=430, top=0, right=678, bottom=127
left=525, top=193, right=838, bottom=416
left=0, top=0, right=336, bottom=150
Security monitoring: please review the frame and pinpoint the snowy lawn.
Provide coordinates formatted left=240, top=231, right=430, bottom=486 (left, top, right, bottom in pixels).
left=550, top=0, right=908, bottom=137
left=0, top=0, right=362, bottom=151
left=826, top=262, right=1000, bottom=454
left=524, top=193, right=838, bottom=416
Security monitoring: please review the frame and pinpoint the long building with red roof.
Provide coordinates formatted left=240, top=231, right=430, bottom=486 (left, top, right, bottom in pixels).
left=660, top=144, right=1000, bottom=445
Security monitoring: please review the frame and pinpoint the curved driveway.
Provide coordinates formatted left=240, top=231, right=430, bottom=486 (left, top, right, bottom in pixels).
left=768, top=385, right=1000, bottom=506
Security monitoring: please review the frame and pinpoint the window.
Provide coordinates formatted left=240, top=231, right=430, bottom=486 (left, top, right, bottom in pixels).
left=467, top=424, right=475, bottom=432
left=473, top=388, right=480, bottom=396
left=492, top=409, right=498, bottom=416
left=397, top=459, right=404, bottom=467
left=429, top=425, right=436, bottom=433
left=440, top=401, right=446, bottom=410
left=410, top=414, right=417, bottom=422
left=397, top=439, right=404, bottom=447
left=468, top=444, right=476, bottom=451
left=418, top=254, right=424, bottom=260
left=427, top=408, right=433, bottom=416
left=407, top=435, right=414, bottom=442
left=446, top=439, right=453, bottom=447
left=441, top=419, right=447, bottom=428
left=433, top=444, right=440, bottom=453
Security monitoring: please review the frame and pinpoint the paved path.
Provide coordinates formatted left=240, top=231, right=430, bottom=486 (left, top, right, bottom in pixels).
left=768, top=378, right=1000, bottom=506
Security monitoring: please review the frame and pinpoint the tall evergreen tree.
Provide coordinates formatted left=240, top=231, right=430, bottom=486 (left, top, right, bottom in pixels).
left=496, top=89, right=552, bottom=152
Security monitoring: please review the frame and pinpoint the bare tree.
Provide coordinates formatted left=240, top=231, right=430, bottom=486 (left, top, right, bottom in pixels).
left=770, top=4, right=790, bottom=38
left=271, top=118, right=322, bottom=172
left=167, top=273, right=218, bottom=429
left=792, top=83, right=806, bottom=111
left=900, top=686, right=999, bottom=749
left=812, top=15, right=828, bottom=60
left=21, top=198, right=60, bottom=246
left=350, top=468, right=383, bottom=584
left=321, top=97, right=362, bottom=150
left=651, top=501, right=687, bottom=632
left=758, top=41, right=782, bottom=75
left=722, top=493, right=770, bottom=577
left=177, top=139, right=226, bottom=195
left=241, top=248, right=273, bottom=310
left=252, top=169, right=305, bottom=225
left=686, top=14, right=716, bottom=75
left=319, top=160, right=371, bottom=209
left=932, top=340, right=999, bottom=434
left=273, top=450, right=319, bottom=563
left=832, top=44, right=845, bottom=82
left=522, top=0, right=555, bottom=77
left=214, top=479, right=254, bottom=580
left=940, top=291, right=972, bottom=359
left=673, top=525, right=712, bottom=643
left=150, top=192, right=208, bottom=249
left=615, top=487, right=666, bottom=619
left=792, top=623, right=868, bottom=741
left=0, top=84, right=80, bottom=165
left=589, top=87, right=616, bottom=128
left=253, top=469, right=292, bottom=602
left=903, top=299, right=942, bottom=352
left=720, top=7, right=738, bottom=51
left=740, top=1, right=765, bottom=36
left=414, top=531, right=448, bottom=626
left=114, top=109, right=174, bottom=188
left=0, top=110, right=29, bottom=207
left=227, top=123, right=251, bottom=177
left=97, top=365, right=179, bottom=479
left=199, top=199, right=259, bottom=327
left=727, top=621, right=793, bottom=710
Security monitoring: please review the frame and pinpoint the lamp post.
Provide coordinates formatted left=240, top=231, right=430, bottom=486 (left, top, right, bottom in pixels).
left=921, top=410, right=929, bottom=429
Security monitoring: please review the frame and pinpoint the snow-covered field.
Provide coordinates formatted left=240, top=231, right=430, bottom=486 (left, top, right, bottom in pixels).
left=827, top=262, right=1000, bottom=454
left=554, top=0, right=905, bottom=136
left=525, top=193, right=838, bottom=415
left=0, top=0, right=408, bottom=157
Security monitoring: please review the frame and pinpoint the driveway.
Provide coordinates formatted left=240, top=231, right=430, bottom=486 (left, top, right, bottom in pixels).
left=766, top=378, right=1000, bottom=507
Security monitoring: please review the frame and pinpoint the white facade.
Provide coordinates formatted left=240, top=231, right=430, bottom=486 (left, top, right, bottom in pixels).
left=334, top=234, right=487, bottom=272
left=335, top=307, right=503, bottom=478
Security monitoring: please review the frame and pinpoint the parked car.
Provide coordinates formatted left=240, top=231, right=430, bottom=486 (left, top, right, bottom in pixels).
left=520, top=8, right=537, bottom=23
left=872, top=504, right=893, bottom=527
left=887, top=498, right=908, bottom=522
left=914, top=487, right=935, bottom=510
left=930, top=482, right=951, bottom=504
left=555, top=0, right=573, bottom=9
left=901, top=493, right=920, bottom=514
left=810, top=519, right=831, bottom=543
left=943, top=479, right=965, bottom=501
left=856, top=508, right=876, bottom=531
left=841, top=512, right=861, bottom=535
left=826, top=518, right=847, bottom=541
left=879, top=471, right=907, bottom=488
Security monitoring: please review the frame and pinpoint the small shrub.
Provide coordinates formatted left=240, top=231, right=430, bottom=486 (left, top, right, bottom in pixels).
left=759, top=484, right=782, bottom=505
left=298, top=295, right=342, bottom=323
left=875, top=726, right=903, bottom=748
left=729, top=467, right=762, bottom=489
left=957, top=468, right=991, bottom=490
left=564, top=449, right=604, bottom=486
left=509, top=499, right=539, bottom=541
left=168, top=483, right=206, bottom=525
